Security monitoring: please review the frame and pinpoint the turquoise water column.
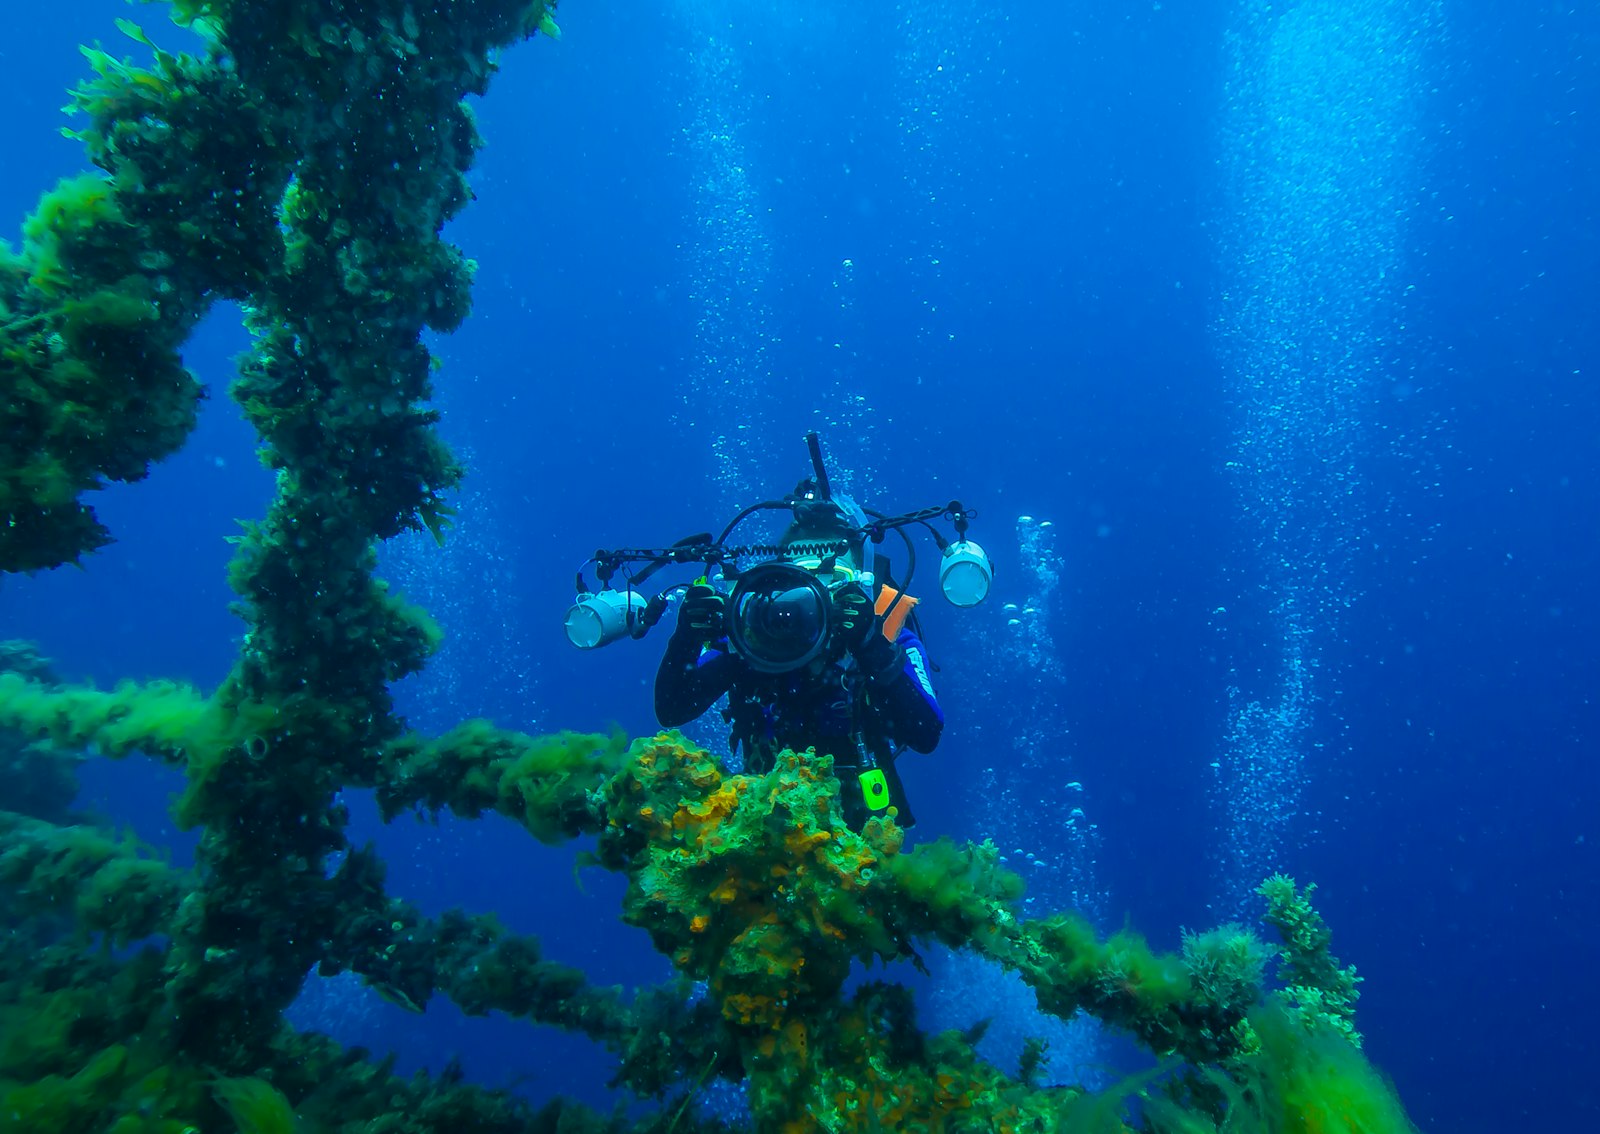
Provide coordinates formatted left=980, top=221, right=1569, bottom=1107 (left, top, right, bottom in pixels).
left=677, top=2, right=774, bottom=509
left=894, top=2, right=1106, bottom=1078
left=1210, top=0, right=1439, bottom=910
left=993, top=516, right=1105, bottom=924
left=892, top=0, right=1001, bottom=356
left=671, top=3, right=784, bottom=764
left=811, top=255, right=882, bottom=497
left=381, top=452, right=538, bottom=732
left=894, top=0, right=966, bottom=333
left=931, top=516, right=1109, bottom=1084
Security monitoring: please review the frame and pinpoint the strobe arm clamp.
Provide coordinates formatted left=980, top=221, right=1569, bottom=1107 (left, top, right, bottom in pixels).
left=947, top=501, right=974, bottom=539
left=631, top=590, right=672, bottom=639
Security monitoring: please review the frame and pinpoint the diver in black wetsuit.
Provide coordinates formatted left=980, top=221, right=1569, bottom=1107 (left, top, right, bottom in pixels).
left=562, top=431, right=993, bottom=830
left=654, top=503, right=944, bottom=830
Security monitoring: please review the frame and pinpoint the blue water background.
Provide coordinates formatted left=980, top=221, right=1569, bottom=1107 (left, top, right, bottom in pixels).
left=2, top=2, right=1596, bottom=1131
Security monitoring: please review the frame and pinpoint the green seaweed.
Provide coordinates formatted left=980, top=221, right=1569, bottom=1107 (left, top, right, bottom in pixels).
left=212, top=1077, right=296, bottom=1134
left=1258, top=875, right=1363, bottom=1044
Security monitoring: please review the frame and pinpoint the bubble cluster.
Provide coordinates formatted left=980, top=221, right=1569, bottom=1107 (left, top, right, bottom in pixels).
left=807, top=258, right=881, bottom=496
left=992, top=517, right=1103, bottom=919
left=932, top=515, right=1107, bottom=1082
left=927, top=943, right=1109, bottom=1093
left=891, top=0, right=983, bottom=335
left=379, top=444, right=540, bottom=734
left=1209, top=0, right=1440, bottom=911
left=286, top=969, right=381, bottom=1043
left=672, top=5, right=774, bottom=512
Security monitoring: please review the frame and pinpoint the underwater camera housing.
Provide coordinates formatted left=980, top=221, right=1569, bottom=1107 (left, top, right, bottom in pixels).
left=563, top=431, right=993, bottom=670
left=723, top=560, right=837, bottom=674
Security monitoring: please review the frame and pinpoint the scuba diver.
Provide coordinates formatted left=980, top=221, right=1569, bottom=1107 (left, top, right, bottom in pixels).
left=563, top=432, right=993, bottom=830
left=654, top=495, right=943, bottom=828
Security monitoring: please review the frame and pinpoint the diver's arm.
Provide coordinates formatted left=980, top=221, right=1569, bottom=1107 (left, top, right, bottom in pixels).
left=654, top=630, right=741, bottom=728
left=858, top=630, right=945, bottom=754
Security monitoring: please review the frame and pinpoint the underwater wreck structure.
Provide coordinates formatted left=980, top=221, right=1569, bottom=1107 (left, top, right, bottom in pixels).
left=0, top=1, right=1421, bottom=1130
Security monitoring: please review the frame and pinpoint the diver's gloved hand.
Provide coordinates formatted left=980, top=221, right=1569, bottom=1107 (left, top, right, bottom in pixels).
left=677, top=583, right=726, bottom=639
left=833, top=583, right=879, bottom=654
left=853, top=625, right=902, bottom=677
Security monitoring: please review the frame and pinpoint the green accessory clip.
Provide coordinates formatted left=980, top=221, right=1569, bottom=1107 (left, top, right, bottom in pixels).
left=858, top=768, right=890, bottom=812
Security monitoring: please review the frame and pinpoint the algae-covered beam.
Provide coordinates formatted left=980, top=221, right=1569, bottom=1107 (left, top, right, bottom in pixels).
left=0, top=654, right=1404, bottom=1129
left=314, top=844, right=642, bottom=1050
left=0, top=945, right=695, bottom=1134
left=377, top=721, right=632, bottom=841
left=116, top=0, right=561, bottom=1063
left=0, top=810, right=184, bottom=946
left=0, top=644, right=92, bottom=822
left=1, top=0, right=564, bottom=1048
left=0, top=673, right=723, bottom=1101
left=0, top=28, right=293, bottom=573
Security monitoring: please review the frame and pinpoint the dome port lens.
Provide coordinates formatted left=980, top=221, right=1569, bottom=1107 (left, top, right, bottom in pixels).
left=727, top=563, right=834, bottom=673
